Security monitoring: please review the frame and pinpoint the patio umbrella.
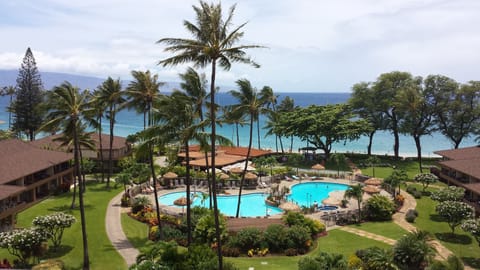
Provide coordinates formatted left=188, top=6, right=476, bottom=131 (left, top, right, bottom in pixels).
left=230, top=167, right=244, bottom=174
left=362, top=185, right=380, bottom=194
left=322, top=196, right=341, bottom=206
left=244, top=172, right=258, bottom=180
left=311, top=163, right=325, bottom=170
left=163, top=172, right=178, bottom=187
left=279, top=201, right=301, bottom=212
left=364, top=178, right=383, bottom=186
left=218, top=173, right=230, bottom=180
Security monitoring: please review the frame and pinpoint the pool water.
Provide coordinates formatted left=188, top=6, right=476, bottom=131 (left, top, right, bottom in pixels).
left=286, top=182, right=348, bottom=207
left=159, top=182, right=349, bottom=216
left=158, top=191, right=283, bottom=217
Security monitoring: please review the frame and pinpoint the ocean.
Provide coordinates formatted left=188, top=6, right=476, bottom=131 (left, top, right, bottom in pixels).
left=0, top=92, right=476, bottom=157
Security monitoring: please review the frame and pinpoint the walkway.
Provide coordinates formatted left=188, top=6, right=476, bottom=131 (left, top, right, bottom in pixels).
left=105, top=192, right=139, bottom=267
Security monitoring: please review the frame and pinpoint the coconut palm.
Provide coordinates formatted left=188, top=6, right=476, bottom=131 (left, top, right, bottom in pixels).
left=277, top=96, right=296, bottom=152
left=96, top=77, right=125, bottom=188
left=230, top=79, right=263, bottom=218
left=40, top=82, right=91, bottom=270
left=90, top=89, right=107, bottom=182
left=259, top=86, right=278, bottom=149
left=221, top=105, right=247, bottom=147
left=125, top=70, right=164, bottom=129
left=0, top=86, right=16, bottom=129
left=344, top=184, right=364, bottom=223
left=157, top=2, right=262, bottom=267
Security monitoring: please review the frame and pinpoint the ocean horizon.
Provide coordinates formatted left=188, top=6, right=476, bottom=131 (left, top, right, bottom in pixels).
left=0, top=92, right=477, bottom=157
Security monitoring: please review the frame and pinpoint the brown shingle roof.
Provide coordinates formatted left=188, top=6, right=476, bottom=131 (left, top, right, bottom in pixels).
left=30, top=133, right=129, bottom=151
left=0, top=185, right=26, bottom=200
left=438, top=159, right=480, bottom=180
left=186, top=154, right=245, bottom=167
left=219, top=146, right=272, bottom=158
left=0, top=139, right=73, bottom=184
left=463, top=182, right=480, bottom=195
left=434, top=146, right=480, bottom=160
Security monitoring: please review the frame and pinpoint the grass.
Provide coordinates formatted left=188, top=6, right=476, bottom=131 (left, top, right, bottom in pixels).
left=348, top=221, right=408, bottom=240
left=227, top=229, right=391, bottom=270
left=413, top=194, right=480, bottom=269
left=121, top=213, right=153, bottom=251
left=353, top=156, right=438, bottom=179
left=0, top=181, right=126, bottom=270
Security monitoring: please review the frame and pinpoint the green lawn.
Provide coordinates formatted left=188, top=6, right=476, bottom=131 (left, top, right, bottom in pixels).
left=0, top=182, right=127, bottom=270
left=355, top=157, right=438, bottom=179
left=121, top=213, right=153, bottom=251
left=227, top=229, right=391, bottom=270
left=413, top=194, right=480, bottom=269
left=347, top=220, right=408, bottom=240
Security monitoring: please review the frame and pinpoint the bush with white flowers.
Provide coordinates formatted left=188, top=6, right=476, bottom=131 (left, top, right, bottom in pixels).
left=0, top=227, right=49, bottom=266
left=461, top=219, right=480, bottom=246
left=32, top=212, right=76, bottom=250
left=436, top=201, right=474, bottom=234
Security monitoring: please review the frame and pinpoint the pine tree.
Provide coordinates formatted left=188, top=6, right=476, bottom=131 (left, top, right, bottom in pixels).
left=12, top=47, right=44, bottom=141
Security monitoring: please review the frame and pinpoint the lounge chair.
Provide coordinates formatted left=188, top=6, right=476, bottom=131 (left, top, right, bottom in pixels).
left=291, top=175, right=300, bottom=180
left=285, top=176, right=293, bottom=181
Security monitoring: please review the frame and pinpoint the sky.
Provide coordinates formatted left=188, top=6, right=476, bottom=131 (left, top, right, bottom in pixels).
left=0, top=0, right=479, bottom=92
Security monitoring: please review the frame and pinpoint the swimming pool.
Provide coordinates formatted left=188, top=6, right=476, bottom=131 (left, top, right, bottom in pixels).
left=286, top=182, right=348, bottom=207
left=158, top=191, right=283, bottom=217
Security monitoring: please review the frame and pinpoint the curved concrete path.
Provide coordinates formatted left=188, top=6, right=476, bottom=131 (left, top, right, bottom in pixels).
left=105, top=192, right=139, bottom=266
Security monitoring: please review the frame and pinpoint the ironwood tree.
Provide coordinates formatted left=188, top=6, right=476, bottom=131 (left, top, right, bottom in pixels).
left=12, top=47, right=44, bottom=140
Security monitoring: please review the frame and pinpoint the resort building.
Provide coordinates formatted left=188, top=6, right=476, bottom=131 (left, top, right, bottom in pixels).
left=433, top=146, right=480, bottom=213
left=178, top=145, right=273, bottom=169
left=30, top=133, right=133, bottom=166
left=0, top=139, right=74, bottom=232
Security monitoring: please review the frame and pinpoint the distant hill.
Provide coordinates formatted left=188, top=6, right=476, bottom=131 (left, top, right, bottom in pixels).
left=0, top=69, right=181, bottom=91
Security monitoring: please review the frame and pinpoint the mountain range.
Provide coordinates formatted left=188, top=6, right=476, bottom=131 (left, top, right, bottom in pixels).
left=0, top=69, right=181, bottom=91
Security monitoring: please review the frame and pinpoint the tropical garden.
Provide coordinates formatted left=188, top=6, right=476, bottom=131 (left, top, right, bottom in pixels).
left=1, top=0, right=480, bottom=270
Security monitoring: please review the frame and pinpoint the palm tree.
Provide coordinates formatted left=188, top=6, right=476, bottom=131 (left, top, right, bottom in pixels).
left=344, top=184, right=364, bottom=223
left=157, top=2, right=263, bottom=267
left=277, top=96, right=296, bottom=152
left=90, top=89, right=107, bottom=183
left=393, top=230, right=435, bottom=270
left=260, top=86, right=278, bottom=149
left=96, top=77, right=125, bottom=188
left=330, top=153, right=346, bottom=177
left=41, top=82, right=91, bottom=270
left=1, top=86, right=16, bottom=129
left=221, top=105, right=247, bottom=147
left=125, top=70, right=164, bottom=129
left=230, top=79, right=263, bottom=218
left=384, top=169, right=408, bottom=197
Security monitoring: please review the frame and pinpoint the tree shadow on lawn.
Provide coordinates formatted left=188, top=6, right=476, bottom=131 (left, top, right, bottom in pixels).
left=434, top=232, right=472, bottom=244
left=48, top=204, right=96, bottom=212
left=42, top=245, right=74, bottom=259
left=429, top=214, right=445, bottom=222
left=462, top=257, right=480, bottom=269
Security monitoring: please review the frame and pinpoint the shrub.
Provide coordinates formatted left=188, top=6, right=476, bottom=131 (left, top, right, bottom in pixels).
left=298, top=252, right=347, bottom=270
left=0, top=227, right=49, bottom=267
left=263, top=224, right=287, bottom=252
left=405, top=209, right=418, bottom=223
left=235, top=227, right=263, bottom=252
left=222, top=246, right=240, bottom=257
left=436, top=201, right=474, bottom=234
left=285, top=248, right=298, bottom=256
left=285, top=225, right=311, bottom=251
left=32, top=259, right=64, bottom=270
left=431, top=186, right=465, bottom=202
left=32, top=212, right=76, bottom=250
left=364, top=195, right=396, bottom=221
left=406, top=185, right=417, bottom=194
left=194, top=210, right=227, bottom=244
left=412, top=190, right=422, bottom=199
left=132, top=196, right=151, bottom=214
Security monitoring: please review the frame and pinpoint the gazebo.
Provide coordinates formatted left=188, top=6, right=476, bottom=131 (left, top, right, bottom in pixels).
left=162, top=172, right=178, bottom=188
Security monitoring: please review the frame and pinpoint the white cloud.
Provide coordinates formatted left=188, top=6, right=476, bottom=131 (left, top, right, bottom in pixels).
left=0, top=0, right=479, bottom=91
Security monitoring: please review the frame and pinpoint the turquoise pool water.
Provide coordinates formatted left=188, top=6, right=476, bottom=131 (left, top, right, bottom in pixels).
left=158, top=182, right=349, bottom=216
left=286, top=182, right=349, bottom=207
left=158, top=191, right=283, bottom=217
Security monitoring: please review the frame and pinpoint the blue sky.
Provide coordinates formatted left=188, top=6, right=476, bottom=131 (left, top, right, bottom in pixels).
left=0, top=0, right=479, bottom=92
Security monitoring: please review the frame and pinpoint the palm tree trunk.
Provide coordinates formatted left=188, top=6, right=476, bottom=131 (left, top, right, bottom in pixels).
left=107, top=107, right=114, bottom=188
left=73, top=121, right=89, bottom=270
left=98, top=116, right=105, bottom=183
left=357, top=199, right=361, bottom=223
left=392, top=111, right=400, bottom=159
left=80, top=149, right=86, bottom=193
left=185, top=141, right=192, bottom=245
left=236, top=116, right=254, bottom=218
left=70, top=167, right=77, bottom=209
left=290, top=136, right=294, bottom=153
left=279, top=135, right=285, bottom=154
left=235, top=123, right=240, bottom=147
left=256, top=118, right=261, bottom=149
left=149, top=143, right=163, bottom=239
left=8, top=95, right=13, bottom=129
left=210, top=60, right=223, bottom=270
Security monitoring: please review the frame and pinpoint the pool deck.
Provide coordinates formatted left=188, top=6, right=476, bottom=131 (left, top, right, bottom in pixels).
left=138, top=177, right=378, bottom=219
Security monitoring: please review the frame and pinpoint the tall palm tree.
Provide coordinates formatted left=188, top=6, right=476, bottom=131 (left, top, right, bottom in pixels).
left=41, top=82, right=91, bottom=270
left=344, top=184, right=364, bottom=223
left=230, top=79, right=263, bottom=218
left=90, top=89, right=107, bottom=183
left=96, top=77, right=125, bottom=188
left=157, top=2, right=262, bottom=267
left=277, top=96, right=296, bottom=152
left=125, top=70, right=164, bottom=129
left=259, top=86, right=277, bottom=149
left=221, top=105, right=247, bottom=147
left=1, top=86, right=16, bottom=129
